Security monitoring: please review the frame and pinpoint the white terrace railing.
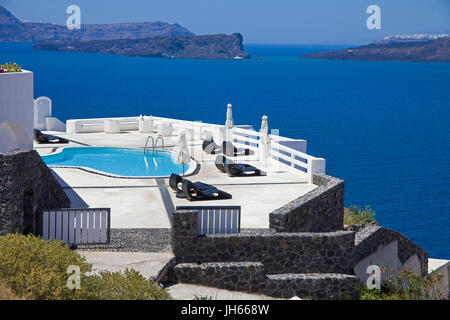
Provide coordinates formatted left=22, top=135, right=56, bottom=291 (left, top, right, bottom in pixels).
left=64, top=115, right=325, bottom=184
left=66, top=115, right=225, bottom=139
left=230, top=127, right=325, bottom=184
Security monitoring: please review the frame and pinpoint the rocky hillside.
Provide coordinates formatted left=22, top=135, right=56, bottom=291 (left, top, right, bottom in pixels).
left=0, top=5, right=193, bottom=42
left=301, top=37, right=450, bottom=62
left=34, top=33, right=250, bottom=59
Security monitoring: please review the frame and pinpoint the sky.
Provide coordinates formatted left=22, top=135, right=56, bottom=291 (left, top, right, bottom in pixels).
left=1, top=0, right=449, bottom=44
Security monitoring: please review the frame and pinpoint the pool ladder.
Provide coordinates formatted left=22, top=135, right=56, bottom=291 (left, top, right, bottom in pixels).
left=144, top=136, right=165, bottom=154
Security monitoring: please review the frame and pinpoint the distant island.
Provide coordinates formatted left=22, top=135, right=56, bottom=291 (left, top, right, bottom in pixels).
left=0, top=5, right=193, bottom=42
left=33, top=33, right=250, bottom=60
left=301, top=34, right=450, bottom=62
left=1, top=4, right=249, bottom=60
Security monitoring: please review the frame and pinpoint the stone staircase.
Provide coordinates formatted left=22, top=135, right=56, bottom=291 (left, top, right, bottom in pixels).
left=169, top=210, right=361, bottom=299
left=166, top=172, right=430, bottom=299
left=264, top=273, right=360, bottom=299
left=173, top=261, right=360, bottom=300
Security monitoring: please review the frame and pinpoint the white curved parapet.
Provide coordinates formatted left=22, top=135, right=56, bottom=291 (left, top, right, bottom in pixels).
left=0, top=70, right=34, bottom=153
left=66, top=116, right=140, bottom=133
left=65, top=116, right=221, bottom=141
left=34, top=96, right=52, bottom=130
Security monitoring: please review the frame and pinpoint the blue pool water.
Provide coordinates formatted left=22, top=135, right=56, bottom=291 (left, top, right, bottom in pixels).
left=1, top=43, right=449, bottom=258
left=42, top=147, right=189, bottom=177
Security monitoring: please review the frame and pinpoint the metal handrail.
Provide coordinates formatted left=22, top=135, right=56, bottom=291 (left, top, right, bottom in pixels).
left=144, top=136, right=165, bottom=154
left=154, top=136, right=165, bottom=151
left=144, top=136, right=155, bottom=154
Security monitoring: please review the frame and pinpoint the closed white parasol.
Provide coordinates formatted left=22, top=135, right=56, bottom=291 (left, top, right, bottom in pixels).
left=225, top=103, right=234, bottom=129
left=175, top=130, right=191, bottom=176
left=259, top=115, right=271, bottom=167
left=224, top=103, right=234, bottom=142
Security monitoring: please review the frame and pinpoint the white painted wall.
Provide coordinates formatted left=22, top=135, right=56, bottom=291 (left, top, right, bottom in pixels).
left=0, top=71, right=34, bottom=152
left=355, top=241, right=449, bottom=299
left=354, top=240, right=422, bottom=284
left=45, top=117, right=66, bottom=132
left=428, top=258, right=450, bottom=298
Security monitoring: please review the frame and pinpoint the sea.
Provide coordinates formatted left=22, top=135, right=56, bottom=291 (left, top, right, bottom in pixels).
left=1, top=42, right=449, bottom=258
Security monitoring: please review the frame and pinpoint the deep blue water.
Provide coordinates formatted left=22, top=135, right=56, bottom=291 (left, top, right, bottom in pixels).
left=1, top=43, right=449, bottom=258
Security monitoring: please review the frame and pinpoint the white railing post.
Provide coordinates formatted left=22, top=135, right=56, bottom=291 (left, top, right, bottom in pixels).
left=291, top=153, right=296, bottom=168
left=270, top=128, right=281, bottom=171
left=309, top=158, right=326, bottom=183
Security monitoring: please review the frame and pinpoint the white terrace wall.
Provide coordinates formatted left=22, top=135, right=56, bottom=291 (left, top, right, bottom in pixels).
left=354, top=240, right=422, bottom=284
left=0, top=71, right=34, bottom=153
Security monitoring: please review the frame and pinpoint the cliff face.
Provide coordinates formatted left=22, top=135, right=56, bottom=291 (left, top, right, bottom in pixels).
left=0, top=5, right=30, bottom=42
left=0, top=5, right=193, bottom=42
left=34, top=33, right=250, bottom=59
left=301, top=37, right=450, bottom=62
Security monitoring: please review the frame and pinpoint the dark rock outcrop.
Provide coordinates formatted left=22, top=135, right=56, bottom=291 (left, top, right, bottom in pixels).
left=301, top=37, right=450, bottom=62
left=33, top=33, right=250, bottom=59
left=0, top=4, right=193, bottom=43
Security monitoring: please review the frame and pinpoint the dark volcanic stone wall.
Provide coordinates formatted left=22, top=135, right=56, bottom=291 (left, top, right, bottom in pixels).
left=269, top=174, right=345, bottom=232
left=264, top=273, right=361, bottom=299
left=0, top=150, right=70, bottom=235
left=172, top=210, right=355, bottom=274
left=173, top=262, right=361, bottom=299
left=174, top=262, right=266, bottom=293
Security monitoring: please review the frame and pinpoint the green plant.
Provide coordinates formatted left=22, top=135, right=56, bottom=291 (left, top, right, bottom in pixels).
left=0, top=234, right=172, bottom=300
left=359, top=286, right=410, bottom=300
left=359, top=266, right=445, bottom=300
left=344, top=205, right=376, bottom=226
left=382, top=266, right=444, bottom=300
left=78, top=269, right=172, bottom=300
left=0, top=62, right=22, bottom=73
left=0, top=233, right=92, bottom=300
left=0, top=282, right=26, bottom=300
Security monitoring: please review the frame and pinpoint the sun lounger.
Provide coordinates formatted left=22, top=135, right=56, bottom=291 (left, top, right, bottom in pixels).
left=222, top=141, right=253, bottom=157
left=33, top=129, right=69, bottom=144
left=170, top=173, right=222, bottom=195
left=215, top=155, right=265, bottom=176
left=202, top=139, right=222, bottom=154
left=215, top=155, right=227, bottom=172
left=169, top=173, right=232, bottom=201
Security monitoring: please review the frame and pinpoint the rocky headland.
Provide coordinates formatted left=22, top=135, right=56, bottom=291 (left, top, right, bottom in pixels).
left=301, top=36, right=450, bottom=62
left=33, top=33, right=250, bottom=59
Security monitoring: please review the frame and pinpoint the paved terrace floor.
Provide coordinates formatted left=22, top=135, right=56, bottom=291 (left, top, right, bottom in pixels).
left=35, top=130, right=317, bottom=229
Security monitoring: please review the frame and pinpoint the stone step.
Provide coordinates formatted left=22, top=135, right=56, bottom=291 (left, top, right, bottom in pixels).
left=264, top=273, right=360, bottom=300
left=173, top=262, right=266, bottom=293
left=172, top=262, right=361, bottom=300
left=172, top=219, right=356, bottom=275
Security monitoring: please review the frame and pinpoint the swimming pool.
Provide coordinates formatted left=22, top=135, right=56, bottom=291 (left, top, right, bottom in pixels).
left=41, top=147, right=194, bottom=178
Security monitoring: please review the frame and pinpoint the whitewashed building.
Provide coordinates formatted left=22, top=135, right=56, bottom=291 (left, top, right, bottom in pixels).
left=0, top=70, right=34, bottom=152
